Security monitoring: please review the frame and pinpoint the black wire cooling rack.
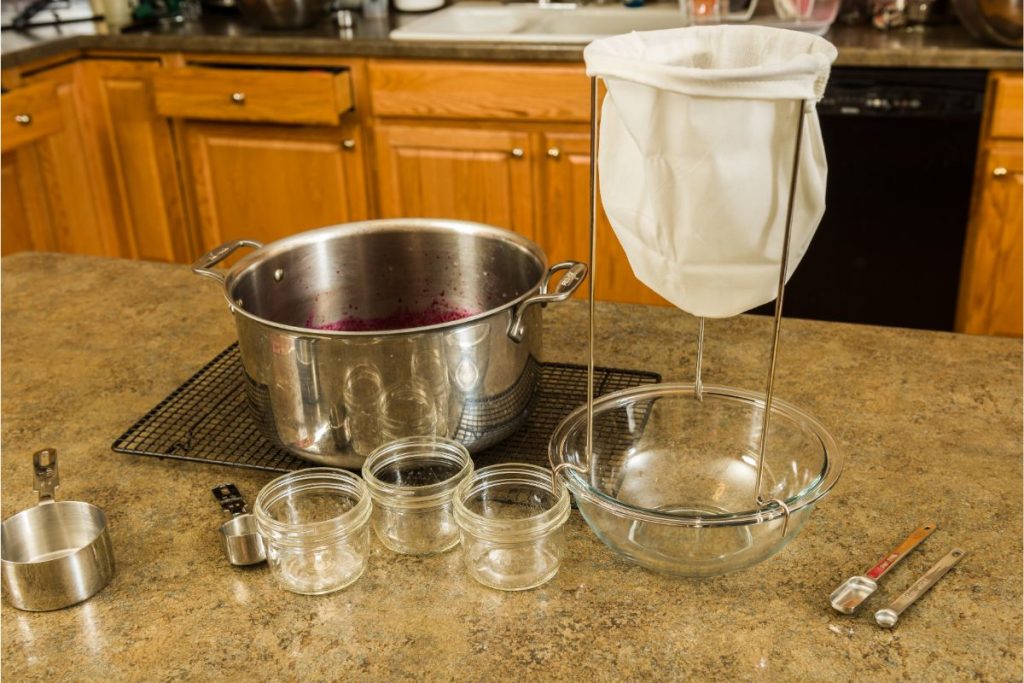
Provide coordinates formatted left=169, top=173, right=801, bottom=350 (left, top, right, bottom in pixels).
left=112, top=343, right=661, bottom=473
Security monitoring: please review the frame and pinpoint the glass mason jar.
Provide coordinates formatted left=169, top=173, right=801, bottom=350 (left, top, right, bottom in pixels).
left=379, top=379, right=442, bottom=442
left=253, top=468, right=372, bottom=595
left=362, top=437, right=472, bottom=555
left=453, top=463, right=571, bottom=591
left=343, top=363, right=384, bottom=457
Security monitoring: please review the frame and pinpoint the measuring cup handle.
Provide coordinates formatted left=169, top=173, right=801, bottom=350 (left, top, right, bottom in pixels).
left=212, top=483, right=249, bottom=517
left=32, top=448, right=59, bottom=504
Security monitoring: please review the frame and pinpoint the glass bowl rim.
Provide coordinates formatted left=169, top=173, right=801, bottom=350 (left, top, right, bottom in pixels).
left=547, top=382, right=843, bottom=528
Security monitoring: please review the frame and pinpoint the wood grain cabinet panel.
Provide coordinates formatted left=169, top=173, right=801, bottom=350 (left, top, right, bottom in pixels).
left=79, top=59, right=190, bottom=263
left=535, top=130, right=666, bottom=305
left=374, top=123, right=535, bottom=237
left=368, top=60, right=589, bottom=122
left=181, top=121, right=369, bottom=251
left=956, top=142, right=1023, bottom=336
left=21, top=63, right=121, bottom=258
left=1, top=81, right=63, bottom=153
left=989, top=73, right=1023, bottom=140
left=956, top=71, right=1024, bottom=337
left=1, top=82, right=61, bottom=256
left=154, top=66, right=353, bottom=126
left=2, top=150, right=54, bottom=255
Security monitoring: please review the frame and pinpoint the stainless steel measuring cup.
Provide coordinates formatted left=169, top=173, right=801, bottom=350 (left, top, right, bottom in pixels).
left=830, top=522, right=936, bottom=614
left=1, top=449, right=115, bottom=611
left=212, top=483, right=266, bottom=566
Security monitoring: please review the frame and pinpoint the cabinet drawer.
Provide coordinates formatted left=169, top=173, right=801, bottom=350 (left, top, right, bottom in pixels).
left=989, top=72, right=1023, bottom=140
left=153, top=66, right=354, bottom=125
left=369, top=60, right=590, bottom=122
left=1, top=82, right=63, bottom=152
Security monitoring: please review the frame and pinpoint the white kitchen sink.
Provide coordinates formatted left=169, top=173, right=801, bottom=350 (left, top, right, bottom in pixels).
left=391, top=4, right=688, bottom=42
left=390, top=2, right=834, bottom=43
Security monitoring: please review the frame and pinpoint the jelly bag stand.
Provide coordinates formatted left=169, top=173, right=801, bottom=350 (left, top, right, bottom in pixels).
left=562, top=25, right=838, bottom=519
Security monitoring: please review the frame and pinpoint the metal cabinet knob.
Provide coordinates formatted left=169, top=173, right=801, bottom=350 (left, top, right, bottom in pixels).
left=14, top=113, right=31, bottom=125
left=342, top=139, right=356, bottom=150
left=510, top=147, right=525, bottom=159
left=230, top=92, right=246, bottom=104
left=547, top=147, right=561, bottom=159
left=993, top=166, right=1008, bottom=177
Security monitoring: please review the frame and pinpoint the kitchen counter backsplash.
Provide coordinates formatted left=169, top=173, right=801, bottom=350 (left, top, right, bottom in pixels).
left=1, top=6, right=1021, bottom=69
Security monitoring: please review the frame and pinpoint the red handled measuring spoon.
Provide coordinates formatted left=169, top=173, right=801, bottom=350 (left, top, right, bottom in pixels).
left=829, top=522, right=936, bottom=614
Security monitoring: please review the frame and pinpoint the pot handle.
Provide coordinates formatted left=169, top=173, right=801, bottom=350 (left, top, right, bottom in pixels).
left=507, top=261, right=588, bottom=343
left=192, top=240, right=264, bottom=283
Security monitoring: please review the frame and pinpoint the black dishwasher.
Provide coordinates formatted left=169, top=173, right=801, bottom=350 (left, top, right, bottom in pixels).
left=754, top=67, right=987, bottom=331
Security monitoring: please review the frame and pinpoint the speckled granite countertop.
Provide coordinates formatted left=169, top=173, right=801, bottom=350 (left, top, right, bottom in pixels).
left=1, top=7, right=1021, bottom=69
left=1, top=252, right=1021, bottom=680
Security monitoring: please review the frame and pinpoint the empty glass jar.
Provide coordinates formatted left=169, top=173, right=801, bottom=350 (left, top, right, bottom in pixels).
left=379, top=379, right=442, bottom=441
left=362, top=437, right=472, bottom=555
left=253, top=468, right=372, bottom=595
left=453, top=463, right=571, bottom=591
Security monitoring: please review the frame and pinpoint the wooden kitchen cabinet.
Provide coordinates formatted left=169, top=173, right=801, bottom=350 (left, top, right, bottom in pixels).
left=2, top=150, right=54, bottom=256
left=373, top=122, right=665, bottom=305
left=77, top=59, right=190, bottom=263
left=956, top=71, right=1024, bottom=337
left=1, top=81, right=63, bottom=255
left=368, top=59, right=663, bottom=305
left=157, top=59, right=370, bottom=254
left=15, top=63, right=121, bottom=258
left=535, top=130, right=667, bottom=305
left=374, top=123, right=534, bottom=236
left=179, top=120, right=370, bottom=250
left=2, top=58, right=187, bottom=262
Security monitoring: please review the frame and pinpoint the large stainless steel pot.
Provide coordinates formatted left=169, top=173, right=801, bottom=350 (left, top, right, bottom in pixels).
left=193, top=219, right=587, bottom=469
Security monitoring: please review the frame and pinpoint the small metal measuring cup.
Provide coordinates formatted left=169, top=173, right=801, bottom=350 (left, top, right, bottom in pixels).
left=212, top=483, right=266, bottom=566
left=1, top=448, right=115, bottom=611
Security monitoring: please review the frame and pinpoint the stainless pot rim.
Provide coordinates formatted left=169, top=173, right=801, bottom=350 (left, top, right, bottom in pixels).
left=218, top=218, right=551, bottom=338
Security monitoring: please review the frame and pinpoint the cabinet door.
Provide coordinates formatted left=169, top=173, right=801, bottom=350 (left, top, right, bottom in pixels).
left=374, top=123, right=534, bottom=238
left=2, top=149, right=53, bottom=256
left=181, top=121, right=369, bottom=251
left=1, top=82, right=60, bottom=256
left=536, top=130, right=667, bottom=305
left=956, top=142, right=1023, bottom=337
left=80, top=60, right=190, bottom=263
left=22, top=63, right=123, bottom=257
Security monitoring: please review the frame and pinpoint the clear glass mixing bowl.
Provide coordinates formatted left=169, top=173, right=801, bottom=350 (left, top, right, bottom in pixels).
left=548, top=383, right=842, bottom=577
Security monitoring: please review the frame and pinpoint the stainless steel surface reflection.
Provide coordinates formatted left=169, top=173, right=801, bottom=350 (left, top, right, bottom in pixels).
left=195, top=219, right=586, bottom=468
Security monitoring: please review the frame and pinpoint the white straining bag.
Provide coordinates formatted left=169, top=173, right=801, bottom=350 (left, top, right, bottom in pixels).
left=584, top=26, right=838, bottom=318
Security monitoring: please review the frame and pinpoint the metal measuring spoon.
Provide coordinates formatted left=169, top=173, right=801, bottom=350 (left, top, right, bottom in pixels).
left=830, top=522, right=936, bottom=614
left=875, top=548, right=965, bottom=628
left=212, top=483, right=266, bottom=566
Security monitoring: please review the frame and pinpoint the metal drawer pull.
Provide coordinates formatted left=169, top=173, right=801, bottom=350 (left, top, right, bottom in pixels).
left=510, top=147, right=525, bottom=159
left=342, top=139, right=356, bottom=150
left=547, top=147, right=561, bottom=159
left=14, top=113, right=31, bottom=125
left=993, top=166, right=1008, bottom=177
left=230, top=92, right=246, bottom=104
